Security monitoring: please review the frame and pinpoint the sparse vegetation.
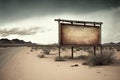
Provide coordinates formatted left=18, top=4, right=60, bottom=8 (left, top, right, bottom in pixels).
left=87, top=49, right=93, bottom=54
left=37, top=54, right=45, bottom=58
left=42, top=47, right=51, bottom=55
left=109, top=47, right=113, bottom=50
left=75, top=47, right=82, bottom=51
left=76, top=48, right=80, bottom=51
left=61, top=47, right=66, bottom=50
left=31, top=47, right=39, bottom=51
left=30, top=49, right=33, bottom=52
left=85, top=50, right=115, bottom=66
left=117, top=49, right=120, bottom=51
left=75, top=47, right=92, bottom=52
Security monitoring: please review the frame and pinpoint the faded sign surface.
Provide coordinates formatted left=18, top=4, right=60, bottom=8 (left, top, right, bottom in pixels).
left=60, top=24, right=101, bottom=45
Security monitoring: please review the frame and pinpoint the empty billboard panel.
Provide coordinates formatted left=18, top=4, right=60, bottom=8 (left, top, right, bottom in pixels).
left=60, top=23, right=101, bottom=45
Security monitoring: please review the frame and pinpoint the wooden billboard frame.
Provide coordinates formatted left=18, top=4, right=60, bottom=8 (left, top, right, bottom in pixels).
left=55, top=19, right=103, bottom=59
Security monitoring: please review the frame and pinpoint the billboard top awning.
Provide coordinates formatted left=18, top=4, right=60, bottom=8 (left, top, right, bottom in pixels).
left=55, top=19, right=103, bottom=26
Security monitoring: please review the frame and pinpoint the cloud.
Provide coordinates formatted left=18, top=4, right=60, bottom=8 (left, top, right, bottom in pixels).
left=0, top=27, right=40, bottom=37
left=0, top=0, right=119, bottom=24
left=0, top=1, right=119, bottom=44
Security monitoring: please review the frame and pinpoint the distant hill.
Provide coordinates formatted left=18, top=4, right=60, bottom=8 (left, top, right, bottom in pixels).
left=0, top=38, right=36, bottom=47
left=117, top=42, right=120, bottom=45
left=103, top=42, right=120, bottom=46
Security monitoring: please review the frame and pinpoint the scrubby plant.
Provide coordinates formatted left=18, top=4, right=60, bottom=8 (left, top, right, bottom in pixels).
left=42, top=47, right=51, bottom=55
left=86, top=50, right=114, bottom=66
left=30, top=49, right=33, bottom=52
left=109, top=47, right=112, bottom=50
left=31, top=47, right=38, bottom=51
left=87, top=49, right=93, bottom=54
left=61, top=47, right=66, bottom=50
left=87, top=52, right=114, bottom=66
left=37, top=54, right=45, bottom=58
left=117, top=49, right=120, bottom=51
left=76, top=48, right=81, bottom=51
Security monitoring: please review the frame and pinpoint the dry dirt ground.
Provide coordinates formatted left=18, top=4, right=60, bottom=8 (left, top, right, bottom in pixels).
left=0, top=47, right=120, bottom=80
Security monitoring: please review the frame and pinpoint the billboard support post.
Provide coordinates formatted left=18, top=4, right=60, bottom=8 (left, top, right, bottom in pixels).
left=58, top=19, right=61, bottom=59
left=71, top=46, right=74, bottom=59
left=93, top=46, right=96, bottom=55
left=58, top=46, right=61, bottom=59
left=100, top=45, right=102, bottom=54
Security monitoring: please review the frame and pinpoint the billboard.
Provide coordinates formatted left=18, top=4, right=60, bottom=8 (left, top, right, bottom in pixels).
left=60, top=24, right=101, bottom=45
left=55, top=19, right=102, bottom=46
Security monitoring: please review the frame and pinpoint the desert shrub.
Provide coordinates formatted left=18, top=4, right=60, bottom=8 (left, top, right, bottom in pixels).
left=30, top=49, right=33, bottom=52
left=34, top=47, right=38, bottom=51
left=117, top=49, right=120, bottom=51
left=31, top=47, right=38, bottom=51
left=42, top=47, right=50, bottom=55
left=37, top=54, right=45, bottom=58
left=86, top=50, right=114, bottom=66
left=76, top=48, right=81, bottom=51
left=55, top=56, right=65, bottom=61
left=61, top=47, right=66, bottom=50
left=52, top=47, right=57, bottom=50
left=109, top=47, right=113, bottom=50
left=87, top=50, right=93, bottom=54
left=75, top=47, right=84, bottom=51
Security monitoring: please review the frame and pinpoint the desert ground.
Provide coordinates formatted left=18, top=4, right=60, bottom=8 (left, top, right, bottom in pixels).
left=0, top=46, right=120, bottom=80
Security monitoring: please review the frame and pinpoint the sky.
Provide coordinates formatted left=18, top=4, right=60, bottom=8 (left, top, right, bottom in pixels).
left=0, top=0, right=120, bottom=44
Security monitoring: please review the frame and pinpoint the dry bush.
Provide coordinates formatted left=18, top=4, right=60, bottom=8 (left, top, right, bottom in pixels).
left=61, top=47, right=66, bottom=50
left=117, top=49, right=120, bottom=51
left=37, top=54, right=45, bottom=58
left=30, top=49, right=33, bottom=52
left=42, top=47, right=51, bottom=55
left=31, top=47, right=39, bottom=51
left=86, top=50, right=114, bottom=66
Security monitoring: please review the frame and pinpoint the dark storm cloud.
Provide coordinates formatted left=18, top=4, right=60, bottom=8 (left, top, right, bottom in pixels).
left=0, top=27, right=40, bottom=37
left=0, top=0, right=120, bottom=23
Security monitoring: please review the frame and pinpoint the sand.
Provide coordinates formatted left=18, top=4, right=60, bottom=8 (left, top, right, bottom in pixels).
left=0, top=47, right=120, bottom=80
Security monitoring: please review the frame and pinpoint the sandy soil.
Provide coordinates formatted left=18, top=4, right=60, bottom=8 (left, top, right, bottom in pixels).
left=0, top=47, right=120, bottom=80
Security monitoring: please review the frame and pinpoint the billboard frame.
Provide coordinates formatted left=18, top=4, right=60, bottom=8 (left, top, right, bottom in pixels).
left=55, top=19, right=103, bottom=59
left=55, top=19, right=103, bottom=46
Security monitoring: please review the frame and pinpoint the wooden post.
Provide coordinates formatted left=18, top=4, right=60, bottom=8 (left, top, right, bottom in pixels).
left=58, top=46, right=61, bottom=59
left=71, top=46, right=74, bottom=59
left=93, top=46, right=96, bottom=55
left=57, top=19, right=61, bottom=59
left=100, top=45, right=102, bottom=54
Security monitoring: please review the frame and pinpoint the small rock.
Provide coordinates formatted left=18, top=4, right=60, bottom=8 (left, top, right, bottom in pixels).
left=71, top=64, right=79, bottom=67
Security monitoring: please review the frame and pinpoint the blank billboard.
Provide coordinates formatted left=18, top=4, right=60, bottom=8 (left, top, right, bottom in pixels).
left=60, top=24, right=101, bottom=45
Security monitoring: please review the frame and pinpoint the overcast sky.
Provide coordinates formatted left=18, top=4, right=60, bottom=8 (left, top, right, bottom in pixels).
left=0, top=0, right=120, bottom=44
